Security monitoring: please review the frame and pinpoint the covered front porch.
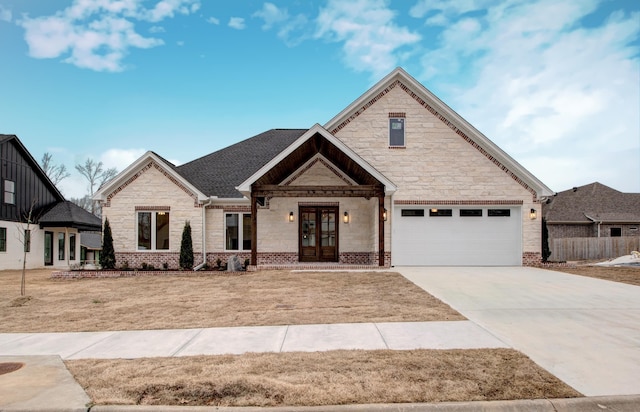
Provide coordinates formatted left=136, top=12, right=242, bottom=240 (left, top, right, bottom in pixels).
left=236, top=125, right=396, bottom=268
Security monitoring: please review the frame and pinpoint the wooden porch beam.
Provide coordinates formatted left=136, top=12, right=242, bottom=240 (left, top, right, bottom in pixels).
left=378, top=194, right=385, bottom=266
left=252, top=185, right=384, bottom=198
left=250, top=192, right=257, bottom=266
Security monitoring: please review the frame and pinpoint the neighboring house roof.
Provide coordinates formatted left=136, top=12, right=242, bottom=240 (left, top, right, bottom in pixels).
left=178, top=129, right=308, bottom=198
left=0, top=134, right=65, bottom=202
left=39, top=201, right=102, bottom=231
left=80, top=232, right=102, bottom=250
left=544, top=182, right=640, bottom=224
left=324, top=67, right=554, bottom=199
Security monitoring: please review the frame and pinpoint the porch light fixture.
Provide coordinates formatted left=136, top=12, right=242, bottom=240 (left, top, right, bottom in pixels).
left=343, top=211, right=349, bottom=224
left=430, top=208, right=438, bottom=213
left=383, top=208, right=388, bottom=221
left=289, top=211, right=294, bottom=222
left=530, top=208, right=537, bottom=220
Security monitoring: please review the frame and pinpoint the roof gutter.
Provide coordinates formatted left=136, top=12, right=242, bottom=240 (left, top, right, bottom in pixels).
left=584, top=213, right=602, bottom=238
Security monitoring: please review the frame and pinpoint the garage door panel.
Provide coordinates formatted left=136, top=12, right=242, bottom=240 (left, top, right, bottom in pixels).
left=392, top=207, right=521, bottom=266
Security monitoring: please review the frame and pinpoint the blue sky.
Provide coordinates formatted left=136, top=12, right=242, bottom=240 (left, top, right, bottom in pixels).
left=0, top=0, right=638, bottom=199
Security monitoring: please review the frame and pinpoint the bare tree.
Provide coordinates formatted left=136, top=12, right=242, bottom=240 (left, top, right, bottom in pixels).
left=69, top=195, right=96, bottom=215
left=16, top=199, right=38, bottom=297
left=41, top=152, right=70, bottom=185
left=75, top=158, right=118, bottom=214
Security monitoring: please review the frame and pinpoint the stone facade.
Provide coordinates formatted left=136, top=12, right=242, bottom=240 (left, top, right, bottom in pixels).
left=332, top=83, right=543, bottom=264
left=97, top=70, right=550, bottom=268
left=102, top=161, right=203, bottom=269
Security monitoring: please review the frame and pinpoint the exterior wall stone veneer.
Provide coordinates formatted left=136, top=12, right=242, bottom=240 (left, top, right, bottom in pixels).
left=333, top=84, right=543, bottom=264
left=103, top=164, right=203, bottom=256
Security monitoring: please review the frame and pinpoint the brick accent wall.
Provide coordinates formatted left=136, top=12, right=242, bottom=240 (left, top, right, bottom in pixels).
left=522, top=252, right=543, bottom=266
left=116, top=252, right=203, bottom=270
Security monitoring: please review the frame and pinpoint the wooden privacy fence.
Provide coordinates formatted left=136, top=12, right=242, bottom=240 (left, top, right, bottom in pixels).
left=551, top=237, right=640, bottom=261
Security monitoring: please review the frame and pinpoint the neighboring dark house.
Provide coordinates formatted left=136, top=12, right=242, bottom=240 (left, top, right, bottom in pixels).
left=543, top=182, right=640, bottom=261
left=0, top=134, right=102, bottom=269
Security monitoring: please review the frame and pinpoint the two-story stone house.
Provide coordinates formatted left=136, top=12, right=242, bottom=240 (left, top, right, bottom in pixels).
left=94, top=68, right=553, bottom=269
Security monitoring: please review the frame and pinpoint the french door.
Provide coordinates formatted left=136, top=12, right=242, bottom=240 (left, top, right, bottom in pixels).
left=299, top=206, right=338, bottom=262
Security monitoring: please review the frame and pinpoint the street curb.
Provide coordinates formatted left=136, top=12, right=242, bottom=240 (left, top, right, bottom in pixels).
left=90, top=394, right=640, bottom=412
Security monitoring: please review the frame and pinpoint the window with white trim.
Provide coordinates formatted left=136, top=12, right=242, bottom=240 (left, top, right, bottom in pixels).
left=58, top=232, right=65, bottom=260
left=137, top=211, right=170, bottom=250
left=69, top=233, right=76, bottom=260
left=225, top=213, right=251, bottom=251
left=4, top=180, right=15, bottom=204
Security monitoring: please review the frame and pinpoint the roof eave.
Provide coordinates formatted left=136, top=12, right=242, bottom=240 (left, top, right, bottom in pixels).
left=236, top=124, right=397, bottom=196
left=93, top=151, right=208, bottom=203
left=324, top=67, right=554, bottom=199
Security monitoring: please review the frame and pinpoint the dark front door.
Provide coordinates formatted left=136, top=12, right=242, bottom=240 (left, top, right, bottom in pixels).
left=299, top=206, right=338, bottom=262
left=44, top=231, right=53, bottom=266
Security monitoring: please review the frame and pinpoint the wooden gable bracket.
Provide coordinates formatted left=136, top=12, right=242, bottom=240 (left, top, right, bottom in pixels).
left=251, top=184, right=384, bottom=199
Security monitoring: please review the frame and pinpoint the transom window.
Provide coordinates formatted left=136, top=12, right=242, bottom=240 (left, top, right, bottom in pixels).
left=488, top=209, right=511, bottom=217
left=401, top=209, right=424, bottom=217
left=429, top=208, right=452, bottom=217
left=137, top=211, right=170, bottom=250
left=4, top=180, right=15, bottom=204
left=225, top=213, right=252, bottom=251
left=460, top=209, right=483, bottom=217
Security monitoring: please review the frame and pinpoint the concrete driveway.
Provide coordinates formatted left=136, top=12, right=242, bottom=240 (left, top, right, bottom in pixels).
left=396, top=266, right=640, bottom=397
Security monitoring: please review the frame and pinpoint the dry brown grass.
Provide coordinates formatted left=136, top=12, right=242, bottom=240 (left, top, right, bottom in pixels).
left=0, top=269, right=463, bottom=332
left=65, top=349, right=581, bottom=407
left=551, top=265, right=640, bottom=287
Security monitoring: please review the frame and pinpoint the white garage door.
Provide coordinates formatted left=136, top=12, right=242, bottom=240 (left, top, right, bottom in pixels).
left=392, top=206, right=522, bottom=266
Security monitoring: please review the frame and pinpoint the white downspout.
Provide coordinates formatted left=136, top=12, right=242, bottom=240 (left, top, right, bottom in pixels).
left=584, top=213, right=602, bottom=238
left=194, top=197, right=215, bottom=271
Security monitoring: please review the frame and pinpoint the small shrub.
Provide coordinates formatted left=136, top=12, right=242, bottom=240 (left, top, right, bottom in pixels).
left=100, top=218, right=116, bottom=270
left=121, top=261, right=129, bottom=270
left=141, top=262, right=148, bottom=270
left=215, top=258, right=222, bottom=268
left=244, top=258, right=250, bottom=269
left=179, top=221, right=194, bottom=270
left=163, top=262, right=169, bottom=270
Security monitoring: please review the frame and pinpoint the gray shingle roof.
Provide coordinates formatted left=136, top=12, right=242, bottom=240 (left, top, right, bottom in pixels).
left=81, top=232, right=102, bottom=250
left=39, top=201, right=102, bottom=231
left=543, top=182, right=640, bottom=223
left=177, top=129, right=307, bottom=198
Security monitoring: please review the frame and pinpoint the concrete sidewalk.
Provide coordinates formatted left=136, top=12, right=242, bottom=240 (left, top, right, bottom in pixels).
left=0, top=321, right=507, bottom=360
left=397, top=266, right=640, bottom=397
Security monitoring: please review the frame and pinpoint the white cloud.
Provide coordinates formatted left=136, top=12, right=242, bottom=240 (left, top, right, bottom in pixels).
left=253, top=2, right=287, bottom=30
left=206, top=16, right=219, bottom=25
left=100, top=148, right=146, bottom=171
left=149, top=25, right=165, bottom=33
left=315, top=0, right=420, bottom=79
left=0, top=5, right=12, bottom=22
left=17, top=0, right=201, bottom=71
left=415, top=0, right=640, bottom=192
left=253, top=2, right=308, bottom=45
left=228, top=17, right=245, bottom=30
